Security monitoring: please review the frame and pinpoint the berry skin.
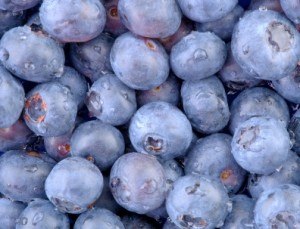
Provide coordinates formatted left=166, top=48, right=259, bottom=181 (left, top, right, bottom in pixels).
left=0, top=198, right=26, bottom=229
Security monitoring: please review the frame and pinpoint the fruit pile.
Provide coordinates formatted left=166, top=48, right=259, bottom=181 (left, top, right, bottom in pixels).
left=0, top=0, right=299, bottom=228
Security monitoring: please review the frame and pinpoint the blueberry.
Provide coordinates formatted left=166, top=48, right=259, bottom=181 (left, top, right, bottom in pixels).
left=0, top=26, right=65, bottom=83
left=280, top=0, right=300, bottom=24
left=272, top=64, right=300, bottom=104
left=129, top=102, right=193, bottom=160
left=0, top=66, right=25, bottom=128
left=70, top=120, right=125, bottom=171
left=53, top=66, right=88, bottom=108
left=232, top=10, right=300, bottom=80
left=74, top=208, right=124, bottom=229
left=222, top=195, right=255, bottom=229
left=0, top=150, right=55, bottom=202
left=196, top=5, right=244, bottom=41
left=170, top=31, right=227, bottom=81
left=249, top=0, right=283, bottom=12
left=0, top=0, right=40, bottom=11
left=69, top=33, right=114, bottom=82
left=248, top=151, right=300, bottom=199
left=219, top=43, right=261, bottom=91
left=0, top=198, right=25, bottom=229
left=158, top=19, right=193, bottom=53
left=15, top=199, right=69, bottom=229
left=229, top=87, right=290, bottom=134
left=86, top=75, right=137, bottom=126
left=231, top=117, right=290, bottom=175
left=181, top=76, right=230, bottom=134
left=177, top=0, right=238, bottom=23
left=254, top=184, right=300, bottom=228
left=24, top=82, right=77, bottom=137
left=0, top=10, right=25, bottom=37
left=0, top=119, right=32, bottom=152
left=110, top=32, right=169, bottom=90
left=136, top=74, right=180, bottom=107
left=118, top=0, right=181, bottom=38
left=166, top=175, right=231, bottom=229
left=44, top=129, right=72, bottom=162
left=39, top=0, right=106, bottom=43
left=103, top=0, right=128, bottom=36
left=109, top=153, right=167, bottom=214
left=45, top=157, right=104, bottom=214
left=185, top=134, right=246, bottom=194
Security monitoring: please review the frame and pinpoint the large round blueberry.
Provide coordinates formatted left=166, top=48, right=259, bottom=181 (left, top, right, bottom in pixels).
left=24, top=82, right=77, bottom=137
left=254, top=184, right=300, bottom=228
left=74, top=208, right=124, bottom=229
left=181, top=76, right=230, bottom=134
left=69, top=33, right=114, bottom=82
left=0, top=150, right=55, bottom=202
left=177, top=0, right=238, bottom=23
left=0, top=198, right=25, bottom=229
left=86, top=75, right=137, bottom=126
left=129, top=102, right=193, bottom=160
left=232, top=10, right=300, bottom=80
left=0, top=26, right=65, bottom=83
left=231, top=117, right=290, bottom=175
left=229, top=87, right=290, bottom=134
left=110, top=153, right=167, bottom=214
left=0, top=66, right=25, bottom=128
left=15, top=199, right=69, bottom=229
left=166, top=175, right=231, bottom=229
left=70, top=120, right=125, bottom=171
left=118, top=0, right=181, bottom=38
left=110, top=32, right=169, bottom=90
left=39, top=0, right=106, bottom=43
left=45, top=157, right=104, bottom=214
left=185, top=134, right=246, bottom=194
left=248, top=150, right=300, bottom=199
left=170, top=31, right=227, bottom=81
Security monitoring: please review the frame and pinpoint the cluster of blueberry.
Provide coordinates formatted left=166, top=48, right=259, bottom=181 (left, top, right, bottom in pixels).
left=0, top=0, right=299, bottom=228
